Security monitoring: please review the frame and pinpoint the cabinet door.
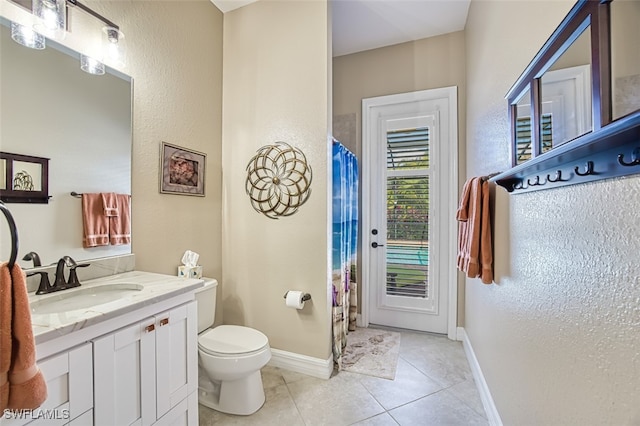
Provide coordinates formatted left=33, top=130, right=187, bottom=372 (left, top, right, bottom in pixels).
left=68, top=409, right=93, bottom=426
left=153, top=392, right=198, bottom=426
left=2, top=343, right=92, bottom=426
left=93, top=318, right=156, bottom=426
left=155, top=301, right=197, bottom=419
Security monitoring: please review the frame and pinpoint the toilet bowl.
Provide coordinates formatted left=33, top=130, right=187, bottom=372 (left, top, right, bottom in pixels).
left=195, top=279, right=272, bottom=415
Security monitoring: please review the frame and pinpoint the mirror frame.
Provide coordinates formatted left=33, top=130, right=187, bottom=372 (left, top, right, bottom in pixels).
left=494, top=0, right=640, bottom=193
left=0, top=152, right=50, bottom=203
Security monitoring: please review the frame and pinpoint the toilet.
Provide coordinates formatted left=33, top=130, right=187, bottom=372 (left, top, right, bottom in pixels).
left=195, top=279, right=272, bottom=415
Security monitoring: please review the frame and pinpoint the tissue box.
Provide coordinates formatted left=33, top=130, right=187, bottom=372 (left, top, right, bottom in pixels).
left=178, top=265, right=203, bottom=279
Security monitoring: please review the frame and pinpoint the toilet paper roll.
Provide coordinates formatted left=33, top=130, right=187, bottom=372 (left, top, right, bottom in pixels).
left=285, top=291, right=306, bottom=309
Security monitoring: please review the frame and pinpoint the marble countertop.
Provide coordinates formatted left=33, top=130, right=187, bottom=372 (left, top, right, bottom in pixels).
left=29, top=271, right=204, bottom=344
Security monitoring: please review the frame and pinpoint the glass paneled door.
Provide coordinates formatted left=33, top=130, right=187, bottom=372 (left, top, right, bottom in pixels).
left=363, top=88, right=457, bottom=334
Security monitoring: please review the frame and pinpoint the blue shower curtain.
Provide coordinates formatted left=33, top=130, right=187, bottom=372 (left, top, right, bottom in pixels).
left=332, top=140, right=358, bottom=368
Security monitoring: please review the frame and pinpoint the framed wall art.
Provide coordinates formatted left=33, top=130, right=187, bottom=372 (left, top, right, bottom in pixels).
left=0, top=152, right=50, bottom=203
left=160, top=142, right=206, bottom=196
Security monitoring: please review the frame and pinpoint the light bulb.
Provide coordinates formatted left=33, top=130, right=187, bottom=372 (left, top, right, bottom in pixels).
left=33, top=0, right=66, bottom=39
left=10, top=22, right=46, bottom=50
left=102, top=26, right=126, bottom=68
left=80, top=55, right=105, bottom=75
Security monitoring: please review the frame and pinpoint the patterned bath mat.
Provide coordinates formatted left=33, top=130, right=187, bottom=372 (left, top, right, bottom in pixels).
left=341, top=327, right=401, bottom=380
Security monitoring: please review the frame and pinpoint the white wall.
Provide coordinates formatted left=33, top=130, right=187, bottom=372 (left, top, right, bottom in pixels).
left=465, top=1, right=640, bottom=424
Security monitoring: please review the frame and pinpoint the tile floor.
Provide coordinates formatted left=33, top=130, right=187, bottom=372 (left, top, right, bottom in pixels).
left=199, top=328, right=488, bottom=425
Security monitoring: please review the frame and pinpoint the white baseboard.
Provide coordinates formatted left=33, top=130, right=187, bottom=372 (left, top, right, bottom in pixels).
left=268, top=348, right=333, bottom=380
left=460, top=328, right=503, bottom=426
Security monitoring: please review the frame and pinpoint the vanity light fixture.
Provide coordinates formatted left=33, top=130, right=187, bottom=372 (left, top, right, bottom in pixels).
left=80, top=54, right=105, bottom=75
left=65, top=0, right=126, bottom=74
left=7, top=0, right=125, bottom=74
left=10, top=21, right=45, bottom=49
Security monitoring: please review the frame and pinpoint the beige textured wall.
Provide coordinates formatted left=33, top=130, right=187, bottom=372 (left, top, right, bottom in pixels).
left=465, top=1, right=640, bottom=424
left=121, top=2, right=223, bottom=284
left=2, top=0, right=224, bottom=320
left=221, top=0, right=331, bottom=359
left=332, top=32, right=467, bottom=323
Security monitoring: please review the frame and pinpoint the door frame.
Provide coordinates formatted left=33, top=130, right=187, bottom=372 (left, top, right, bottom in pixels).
left=360, top=87, right=459, bottom=340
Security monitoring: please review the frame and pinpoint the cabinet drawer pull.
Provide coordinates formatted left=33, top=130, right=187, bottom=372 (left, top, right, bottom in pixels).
left=159, top=318, right=169, bottom=327
left=145, top=324, right=155, bottom=333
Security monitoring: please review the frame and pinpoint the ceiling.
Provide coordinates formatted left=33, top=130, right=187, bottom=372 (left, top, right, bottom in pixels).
left=210, top=0, right=471, bottom=57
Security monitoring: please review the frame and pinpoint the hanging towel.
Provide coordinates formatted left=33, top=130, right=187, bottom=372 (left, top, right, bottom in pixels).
left=0, top=263, right=47, bottom=412
left=81, top=193, right=110, bottom=248
left=1, top=264, right=11, bottom=411
left=456, top=177, right=493, bottom=284
left=101, top=192, right=119, bottom=217
left=109, top=194, right=131, bottom=246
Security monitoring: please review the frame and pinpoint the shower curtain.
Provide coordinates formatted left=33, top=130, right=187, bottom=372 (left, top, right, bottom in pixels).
left=332, top=140, right=359, bottom=368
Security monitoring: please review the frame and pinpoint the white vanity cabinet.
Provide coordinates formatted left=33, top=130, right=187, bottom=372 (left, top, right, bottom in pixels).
left=93, top=301, right=198, bottom=426
left=3, top=343, right=93, bottom=426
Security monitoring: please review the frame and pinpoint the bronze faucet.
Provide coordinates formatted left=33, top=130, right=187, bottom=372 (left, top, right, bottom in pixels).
left=30, top=256, right=90, bottom=295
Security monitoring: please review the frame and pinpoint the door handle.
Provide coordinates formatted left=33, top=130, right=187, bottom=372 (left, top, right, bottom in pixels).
left=371, top=242, right=384, bottom=248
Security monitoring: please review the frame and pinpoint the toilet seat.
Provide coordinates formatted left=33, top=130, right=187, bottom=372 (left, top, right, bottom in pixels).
left=198, top=325, right=269, bottom=357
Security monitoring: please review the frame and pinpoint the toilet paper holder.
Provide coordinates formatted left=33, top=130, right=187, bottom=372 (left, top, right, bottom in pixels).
left=283, top=291, right=311, bottom=302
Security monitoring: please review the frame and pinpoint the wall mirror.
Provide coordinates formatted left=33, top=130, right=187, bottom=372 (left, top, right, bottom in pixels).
left=0, top=152, right=50, bottom=203
left=495, top=0, right=640, bottom=193
left=610, top=0, right=640, bottom=121
left=514, top=87, right=533, bottom=165
left=538, top=25, right=592, bottom=150
left=0, top=18, right=133, bottom=268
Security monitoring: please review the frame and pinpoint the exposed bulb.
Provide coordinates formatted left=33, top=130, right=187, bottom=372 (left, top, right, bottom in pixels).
left=80, top=55, right=105, bottom=76
left=102, top=26, right=126, bottom=68
left=33, top=0, right=66, bottom=39
left=10, top=22, right=46, bottom=50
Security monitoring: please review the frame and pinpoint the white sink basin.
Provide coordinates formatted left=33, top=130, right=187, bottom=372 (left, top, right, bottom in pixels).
left=31, top=283, right=144, bottom=315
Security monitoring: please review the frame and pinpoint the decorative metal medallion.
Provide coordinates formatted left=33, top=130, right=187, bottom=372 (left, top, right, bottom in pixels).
left=13, top=170, right=35, bottom=190
left=245, top=142, right=312, bottom=219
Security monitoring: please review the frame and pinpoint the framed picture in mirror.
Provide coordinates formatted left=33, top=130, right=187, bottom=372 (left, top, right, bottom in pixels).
left=0, top=152, right=50, bottom=203
left=159, top=142, right=206, bottom=196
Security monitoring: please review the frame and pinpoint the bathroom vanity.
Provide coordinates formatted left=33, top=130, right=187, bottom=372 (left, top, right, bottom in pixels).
left=5, top=271, right=203, bottom=426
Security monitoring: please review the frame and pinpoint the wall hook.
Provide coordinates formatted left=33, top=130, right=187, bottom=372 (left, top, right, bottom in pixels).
left=617, top=147, right=640, bottom=167
left=546, top=170, right=566, bottom=183
left=513, top=180, right=527, bottom=190
left=574, top=161, right=595, bottom=176
left=527, top=175, right=546, bottom=186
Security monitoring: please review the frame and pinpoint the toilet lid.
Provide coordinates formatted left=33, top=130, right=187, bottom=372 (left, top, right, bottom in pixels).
left=198, top=325, right=269, bottom=356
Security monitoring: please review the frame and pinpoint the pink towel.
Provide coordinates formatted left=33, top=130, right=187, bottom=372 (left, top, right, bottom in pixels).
left=456, top=177, right=493, bottom=284
left=82, top=193, right=109, bottom=248
left=109, top=194, right=131, bottom=246
left=0, top=263, right=47, bottom=412
left=101, top=192, right=119, bottom=217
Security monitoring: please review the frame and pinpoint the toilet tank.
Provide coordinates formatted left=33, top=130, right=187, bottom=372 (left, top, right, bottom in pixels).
left=195, top=278, right=218, bottom=333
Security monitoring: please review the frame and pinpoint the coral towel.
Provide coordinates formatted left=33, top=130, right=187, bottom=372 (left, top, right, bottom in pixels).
left=82, top=193, right=131, bottom=247
left=101, top=192, right=119, bottom=217
left=0, top=262, right=47, bottom=412
left=109, top=193, right=131, bottom=246
left=456, top=177, right=493, bottom=284
left=82, top=193, right=110, bottom=248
